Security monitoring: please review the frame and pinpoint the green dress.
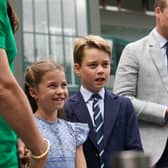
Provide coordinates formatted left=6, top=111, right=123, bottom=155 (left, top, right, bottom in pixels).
left=0, top=0, right=18, bottom=167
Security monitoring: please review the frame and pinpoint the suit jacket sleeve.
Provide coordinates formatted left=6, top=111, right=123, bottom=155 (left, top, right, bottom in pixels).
left=125, top=98, right=143, bottom=151
left=113, top=43, right=166, bottom=125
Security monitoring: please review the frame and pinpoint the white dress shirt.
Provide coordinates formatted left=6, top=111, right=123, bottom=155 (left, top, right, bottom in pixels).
left=153, top=28, right=168, bottom=67
left=80, top=85, right=105, bottom=126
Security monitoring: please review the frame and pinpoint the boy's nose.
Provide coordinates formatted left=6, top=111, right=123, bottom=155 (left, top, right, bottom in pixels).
left=97, top=65, right=104, bottom=73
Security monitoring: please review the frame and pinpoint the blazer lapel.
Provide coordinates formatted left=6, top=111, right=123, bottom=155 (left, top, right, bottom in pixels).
left=149, top=31, right=168, bottom=93
left=72, top=92, right=98, bottom=149
left=103, top=91, right=120, bottom=147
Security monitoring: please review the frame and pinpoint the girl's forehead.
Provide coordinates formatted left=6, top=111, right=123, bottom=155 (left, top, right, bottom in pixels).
left=44, top=69, right=64, bottom=75
left=41, top=69, right=66, bottom=80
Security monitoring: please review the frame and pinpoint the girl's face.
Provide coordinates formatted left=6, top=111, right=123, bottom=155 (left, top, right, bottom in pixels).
left=32, top=69, right=68, bottom=113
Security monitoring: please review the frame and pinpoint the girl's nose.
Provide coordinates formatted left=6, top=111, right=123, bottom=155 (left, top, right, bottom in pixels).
left=56, top=87, right=64, bottom=94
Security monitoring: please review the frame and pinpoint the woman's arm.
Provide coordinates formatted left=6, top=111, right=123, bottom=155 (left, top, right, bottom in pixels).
left=0, top=49, right=48, bottom=167
left=75, top=145, right=87, bottom=168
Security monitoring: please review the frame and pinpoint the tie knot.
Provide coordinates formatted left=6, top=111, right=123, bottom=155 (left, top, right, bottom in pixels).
left=91, top=93, right=102, bottom=101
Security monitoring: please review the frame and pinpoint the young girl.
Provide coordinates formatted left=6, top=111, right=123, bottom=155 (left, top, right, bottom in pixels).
left=23, top=60, right=89, bottom=168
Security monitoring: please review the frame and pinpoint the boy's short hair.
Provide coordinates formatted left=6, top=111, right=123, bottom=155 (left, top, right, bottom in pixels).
left=154, top=0, right=168, bottom=11
left=73, top=35, right=112, bottom=65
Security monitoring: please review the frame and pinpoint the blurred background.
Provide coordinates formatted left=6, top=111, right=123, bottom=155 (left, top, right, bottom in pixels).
left=12, top=0, right=155, bottom=94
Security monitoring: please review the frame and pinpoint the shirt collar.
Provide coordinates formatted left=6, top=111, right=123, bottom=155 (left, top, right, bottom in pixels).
left=80, top=85, right=105, bottom=103
left=153, top=28, right=167, bottom=48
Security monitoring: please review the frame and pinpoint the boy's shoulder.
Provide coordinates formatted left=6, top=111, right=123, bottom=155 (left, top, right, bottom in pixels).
left=66, top=91, right=81, bottom=102
left=105, top=90, right=131, bottom=104
left=66, top=89, right=131, bottom=104
left=64, top=91, right=82, bottom=108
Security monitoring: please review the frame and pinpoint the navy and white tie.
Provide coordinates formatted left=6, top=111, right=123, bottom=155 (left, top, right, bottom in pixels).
left=92, top=94, right=104, bottom=168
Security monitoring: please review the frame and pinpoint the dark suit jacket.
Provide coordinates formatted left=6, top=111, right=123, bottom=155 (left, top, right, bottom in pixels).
left=64, top=90, right=143, bottom=168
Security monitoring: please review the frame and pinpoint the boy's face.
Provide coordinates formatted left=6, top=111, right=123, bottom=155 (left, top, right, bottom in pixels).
left=74, top=48, right=111, bottom=92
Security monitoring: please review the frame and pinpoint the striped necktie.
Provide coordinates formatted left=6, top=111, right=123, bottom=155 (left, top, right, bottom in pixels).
left=92, top=94, right=104, bottom=168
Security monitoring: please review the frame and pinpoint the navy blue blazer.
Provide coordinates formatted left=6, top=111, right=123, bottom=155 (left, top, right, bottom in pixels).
left=64, top=90, right=143, bottom=168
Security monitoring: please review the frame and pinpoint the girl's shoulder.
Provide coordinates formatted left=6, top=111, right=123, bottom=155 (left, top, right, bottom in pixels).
left=59, top=119, right=89, bottom=131
left=59, top=119, right=89, bottom=146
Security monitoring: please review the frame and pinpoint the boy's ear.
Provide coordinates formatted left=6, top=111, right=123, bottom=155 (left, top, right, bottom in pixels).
left=29, top=87, right=38, bottom=100
left=155, top=6, right=161, bottom=16
left=74, top=63, right=81, bottom=77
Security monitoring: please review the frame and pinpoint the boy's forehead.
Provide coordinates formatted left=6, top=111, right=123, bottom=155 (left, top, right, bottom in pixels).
left=81, top=55, right=111, bottom=65
left=82, top=48, right=111, bottom=58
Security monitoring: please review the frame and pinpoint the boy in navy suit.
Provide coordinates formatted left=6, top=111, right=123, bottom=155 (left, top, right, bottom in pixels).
left=64, top=35, right=143, bottom=168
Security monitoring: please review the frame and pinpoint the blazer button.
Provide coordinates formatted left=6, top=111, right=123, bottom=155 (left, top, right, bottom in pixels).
left=96, top=153, right=99, bottom=157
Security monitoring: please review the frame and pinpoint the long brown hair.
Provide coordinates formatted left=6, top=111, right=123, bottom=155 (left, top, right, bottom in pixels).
left=24, top=60, right=65, bottom=118
left=7, top=0, right=19, bottom=33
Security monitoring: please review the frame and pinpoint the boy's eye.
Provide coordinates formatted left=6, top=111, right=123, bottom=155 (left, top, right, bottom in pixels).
left=102, top=62, right=110, bottom=67
left=89, top=63, right=97, bottom=68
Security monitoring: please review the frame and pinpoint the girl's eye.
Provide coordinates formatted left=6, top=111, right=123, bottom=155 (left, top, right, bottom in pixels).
left=49, top=84, right=57, bottom=88
left=61, top=82, right=67, bottom=88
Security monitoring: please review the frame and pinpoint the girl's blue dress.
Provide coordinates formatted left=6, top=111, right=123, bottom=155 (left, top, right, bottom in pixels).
left=35, top=117, right=89, bottom=168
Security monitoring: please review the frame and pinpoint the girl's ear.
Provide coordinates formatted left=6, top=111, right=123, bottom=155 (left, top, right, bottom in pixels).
left=74, top=63, right=81, bottom=77
left=29, top=87, right=38, bottom=100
